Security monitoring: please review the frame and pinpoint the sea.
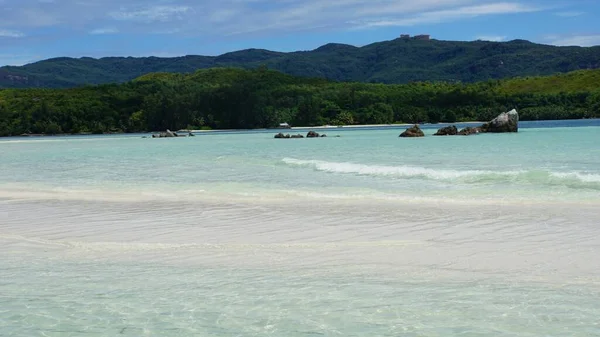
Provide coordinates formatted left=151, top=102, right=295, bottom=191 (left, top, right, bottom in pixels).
left=1, top=120, right=600, bottom=336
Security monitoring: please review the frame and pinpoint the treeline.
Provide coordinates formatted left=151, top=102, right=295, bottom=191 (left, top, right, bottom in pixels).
left=1, top=67, right=599, bottom=136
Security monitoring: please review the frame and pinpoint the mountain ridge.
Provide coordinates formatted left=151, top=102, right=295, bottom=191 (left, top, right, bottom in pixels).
left=1, top=38, right=599, bottom=88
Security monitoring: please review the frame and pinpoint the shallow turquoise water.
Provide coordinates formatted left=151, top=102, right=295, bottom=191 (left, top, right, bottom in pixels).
left=1, top=121, right=600, bottom=336
left=3, top=257, right=600, bottom=337
left=1, top=124, right=599, bottom=203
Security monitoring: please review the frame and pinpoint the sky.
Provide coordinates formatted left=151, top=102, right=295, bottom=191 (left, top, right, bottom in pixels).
left=1, top=0, right=599, bottom=66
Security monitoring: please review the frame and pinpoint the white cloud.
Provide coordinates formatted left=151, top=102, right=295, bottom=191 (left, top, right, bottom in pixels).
left=353, top=2, right=540, bottom=28
left=555, top=11, right=584, bottom=17
left=0, top=29, right=25, bottom=38
left=110, top=5, right=192, bottom=23
left=0, top=0, right=549, bottom=35
left=0, top=0, right=552, bottom=42
left=550, top=35, right=600, bottom=47
left=90, top=27, right=119, bottom=35
left=475, top=35, right=507, bottom=42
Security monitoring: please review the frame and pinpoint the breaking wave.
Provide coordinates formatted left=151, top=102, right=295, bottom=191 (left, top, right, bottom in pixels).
left=282, top=158, right=600, bottom=189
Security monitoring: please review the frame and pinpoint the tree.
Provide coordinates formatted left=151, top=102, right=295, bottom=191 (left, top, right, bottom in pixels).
left=128, top=110, right=146, bottom=132
left=44, top=122, right=62, bottom=135
left=332, top=111, right=354, bottom=126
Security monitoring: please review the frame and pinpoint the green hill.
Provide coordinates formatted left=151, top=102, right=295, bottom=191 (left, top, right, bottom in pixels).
left=1, top=67, right=599, bottom=136
left=1, top=38, right=599, bottom=88
left=498, top=69, right=600, bottom=94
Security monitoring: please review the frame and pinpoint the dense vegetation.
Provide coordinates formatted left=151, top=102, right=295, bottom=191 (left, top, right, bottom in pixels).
left=1, top=38, right=599, bottom=88
left=1, top=67, right=599, bottom=137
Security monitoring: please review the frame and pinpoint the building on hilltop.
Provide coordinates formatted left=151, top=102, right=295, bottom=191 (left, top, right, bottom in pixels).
left=400, top=34, right=410, bottom=39
left=414, top=34, right=431, bottom=41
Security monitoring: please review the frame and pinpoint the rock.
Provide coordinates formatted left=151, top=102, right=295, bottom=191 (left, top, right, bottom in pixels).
left=399, top=125, right=425, bottom=138
left=274, top=133, right=305, bottom=139
left=434, top=125, right=458, bottom=136
left=457, top=127, right=481, bottom=135
left=320, top=134, right=327, bottom=137
left=188, top=132, right=195, bottom=137
left=480, top=109, right=519, bottom=133
left=307, top=131, right=320, bottom=138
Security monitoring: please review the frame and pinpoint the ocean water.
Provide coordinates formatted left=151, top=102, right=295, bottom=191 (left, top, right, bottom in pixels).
left=1, top=120, right=600, bottom=336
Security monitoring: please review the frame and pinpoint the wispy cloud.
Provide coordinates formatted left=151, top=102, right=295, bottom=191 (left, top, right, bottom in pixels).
left=90, top=27, right=119, bottom=35
left=353, top=2, right=540, bottom=28
left=0, top=29, right=25, bottom=38
left=110, top=5, right=192, bottom=23
left=0, top=0, right=549, bottom=37
left=475, top=35, right=507, bottom=42
left=550, top=34, right=600, bottom=47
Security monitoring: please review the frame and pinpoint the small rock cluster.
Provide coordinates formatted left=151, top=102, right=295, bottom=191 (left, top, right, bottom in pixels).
left=275, top=131, right=328, bottom=139
left=151, top=129, right=195, bottom=138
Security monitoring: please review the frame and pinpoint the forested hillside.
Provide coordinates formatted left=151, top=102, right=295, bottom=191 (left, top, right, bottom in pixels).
left=1, top=67, right=598, bottom=137
left=1, top=38, right=599, bottom=88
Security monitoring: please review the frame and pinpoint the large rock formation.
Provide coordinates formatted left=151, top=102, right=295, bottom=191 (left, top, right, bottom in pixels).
left=434, top=125, right=458, bottom=136
left=480, top=109, right=519, bottom=133
left=431, top=109, right=519, bottom=137
left=399, top=125, right=425, bottom=138
left=307, top=131, right=321, bottom=138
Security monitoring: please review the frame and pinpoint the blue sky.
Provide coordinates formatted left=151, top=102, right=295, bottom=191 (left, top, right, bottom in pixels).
left=1, top=0, right=599, bottom=66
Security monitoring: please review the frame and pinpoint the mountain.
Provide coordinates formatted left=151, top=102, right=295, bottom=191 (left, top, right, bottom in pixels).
left=1, top=38, right=600, bottom=88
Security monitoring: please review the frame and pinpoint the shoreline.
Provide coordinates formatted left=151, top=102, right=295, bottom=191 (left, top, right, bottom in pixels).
left=4, top=121, right=487, bottom=137
left=3, top=118, right=599, bottom=138
left=185, top=121, right=488, bottom=133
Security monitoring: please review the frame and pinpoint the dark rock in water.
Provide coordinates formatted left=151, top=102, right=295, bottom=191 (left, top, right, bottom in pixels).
left=275, top=133, right=306, bottom=139
left=434, top=125, right=458, bottom=136
left=307, top=131, right=320, bottom=138
left=320, top=134, right=327, bottom=137
left=399, top=125, right=425, bottom=138
left=188, top=132, right=195, bottom=137
left=458, top=127, right=481, bottom=135
left=480, top=109, right=519, bottom=133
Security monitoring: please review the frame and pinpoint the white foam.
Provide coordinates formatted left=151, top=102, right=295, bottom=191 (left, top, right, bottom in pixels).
left=283, top=157, right=522, bottom=179
left=282, top=157, right=600, bottom=186
left=550, top=171, right=600, bottom=183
